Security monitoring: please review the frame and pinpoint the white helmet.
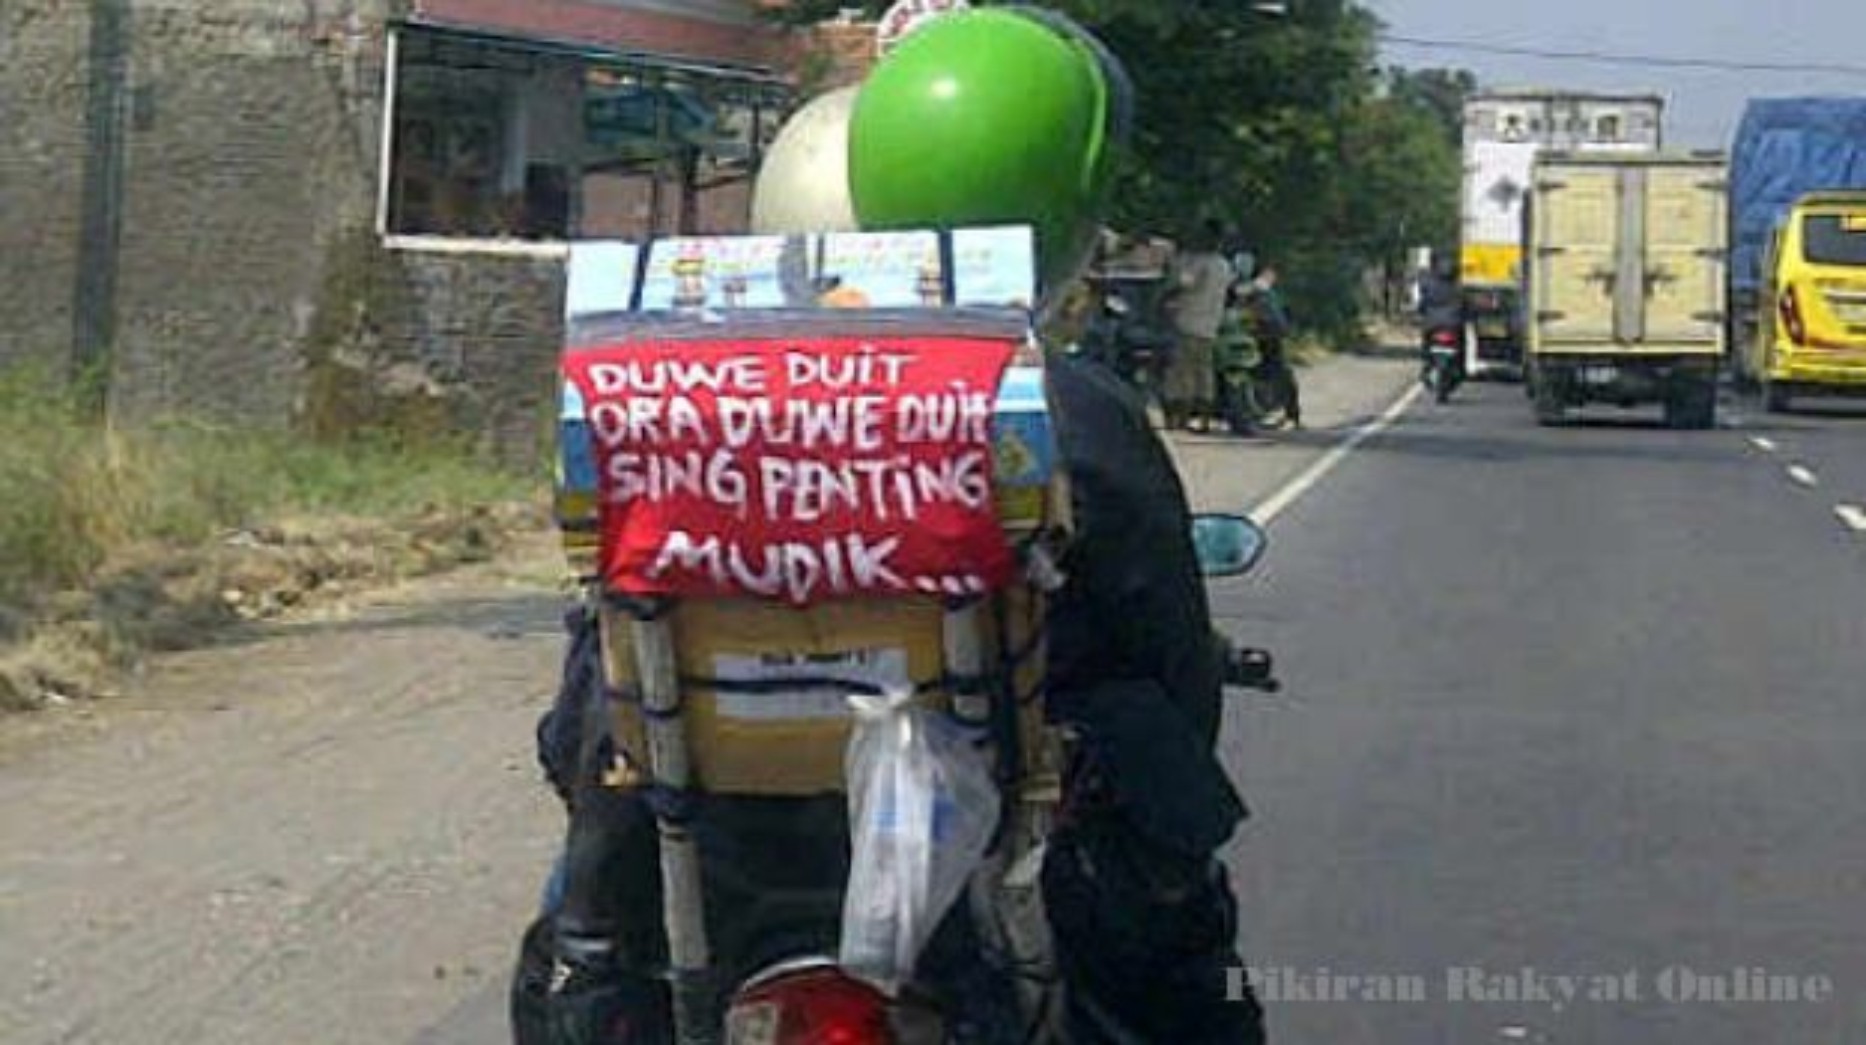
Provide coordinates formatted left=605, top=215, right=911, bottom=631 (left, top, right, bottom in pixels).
left=750, top=86, right=862, bottom=235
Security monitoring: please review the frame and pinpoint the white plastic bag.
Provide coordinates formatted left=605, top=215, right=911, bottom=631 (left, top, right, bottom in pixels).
left=839, top=689, right=1001, bottom=993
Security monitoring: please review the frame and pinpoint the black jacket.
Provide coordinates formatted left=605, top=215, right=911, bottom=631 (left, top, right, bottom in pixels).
left=1419, top=275, right=1464, bottom=330
left=1045, top=355, right=1247, bottom=856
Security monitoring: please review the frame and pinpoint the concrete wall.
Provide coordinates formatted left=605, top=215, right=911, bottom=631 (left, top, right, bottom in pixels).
left=297, top=234, right=566, bottom=469
left=395, top=249, right=566, bottom=466
left=109, top=0, right=393, bottom=425
left=0, top=2, right=92, bottom=373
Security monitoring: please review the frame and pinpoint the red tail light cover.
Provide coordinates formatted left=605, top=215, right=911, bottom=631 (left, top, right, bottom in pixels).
left=726, top=967, right=893, bottom=1045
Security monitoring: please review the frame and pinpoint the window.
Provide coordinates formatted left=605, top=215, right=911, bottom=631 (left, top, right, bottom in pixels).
left=1802, top=214, right=1866, bottom=267
left=579, top=69, right=780, bottom=239
left=1596, top=114, right=1622, bottom=142
left=380, top=26, right=789, bottom=244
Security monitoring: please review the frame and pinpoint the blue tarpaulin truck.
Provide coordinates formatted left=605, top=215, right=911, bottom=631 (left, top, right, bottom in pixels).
left=1728, top=98, right=1866, bottom=384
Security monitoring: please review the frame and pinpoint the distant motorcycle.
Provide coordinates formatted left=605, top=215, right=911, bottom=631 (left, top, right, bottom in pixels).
left=1421, top=321, right=1466, bottom=404
left=1215, top=337, right=1291, bottom=435
left=1215, top=307, right=1296, bottom=434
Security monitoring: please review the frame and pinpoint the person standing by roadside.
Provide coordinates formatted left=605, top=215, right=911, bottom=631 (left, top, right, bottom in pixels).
left=1162, top=222, right=1236, bottom=431
left=1245, top=262, right=1302, bottom=429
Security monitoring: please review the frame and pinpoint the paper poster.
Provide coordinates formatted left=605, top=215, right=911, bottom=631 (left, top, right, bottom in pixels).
left=952, top=226, right=1037, bottom=308
left=564, top=241, right=642, bottom=320
left=638, top=236, right=797, bottom=311
left=818, top=231, right=946, bottom=309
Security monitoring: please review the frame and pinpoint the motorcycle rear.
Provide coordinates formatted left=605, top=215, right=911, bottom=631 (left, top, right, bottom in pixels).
left=1422, top=323, right=1465, bottom=404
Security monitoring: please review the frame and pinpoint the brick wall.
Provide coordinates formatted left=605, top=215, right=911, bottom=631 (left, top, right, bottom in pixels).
left=798, top=20, right=877, bottom=93
left=0, top=2, right=92, bottom=373
left=109, top=0, right=392, bottom=426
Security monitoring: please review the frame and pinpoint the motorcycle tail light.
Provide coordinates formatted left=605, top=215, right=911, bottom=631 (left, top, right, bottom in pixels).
left=1430, top=328, right=1459, bottom=346
left=726, top=966, right=893, bottom=1045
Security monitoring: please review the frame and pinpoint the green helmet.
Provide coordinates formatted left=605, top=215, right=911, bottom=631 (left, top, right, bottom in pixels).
left=847, top=7, right=1131, bottom=300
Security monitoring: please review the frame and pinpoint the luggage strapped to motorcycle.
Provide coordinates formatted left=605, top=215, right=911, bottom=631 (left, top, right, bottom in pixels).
left=556, top=228, right=1072, bottom=1040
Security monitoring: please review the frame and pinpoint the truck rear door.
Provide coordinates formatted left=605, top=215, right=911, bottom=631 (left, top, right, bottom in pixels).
left=1534, top=165, right=1619, bottom=346
left=1642, top=164, right=1725, bottom=348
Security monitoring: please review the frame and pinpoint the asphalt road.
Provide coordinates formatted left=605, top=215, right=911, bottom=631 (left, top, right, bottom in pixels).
left=1216, top=382, right=1866, bottom=1042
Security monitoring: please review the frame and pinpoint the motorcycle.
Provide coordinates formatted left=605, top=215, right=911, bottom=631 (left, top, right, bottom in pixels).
left=1215, top=334, right=1267, bottom=435
left=1215, top=316, right=1293, bottom=435
left=716, top=515, right=1275, bottom=1045
left=513, top=516, right=1279, bottom=1045
left=1421, top=321, right=1466, bottom=404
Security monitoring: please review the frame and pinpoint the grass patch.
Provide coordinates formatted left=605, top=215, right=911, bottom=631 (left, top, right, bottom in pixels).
left=0, top=365, right=531, bottom=615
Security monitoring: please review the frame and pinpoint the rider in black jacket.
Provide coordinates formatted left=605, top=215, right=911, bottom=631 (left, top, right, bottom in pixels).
left=1041, top=353, right=1264, bottom=1043
left=519, top=352, right=1264, bottom=1045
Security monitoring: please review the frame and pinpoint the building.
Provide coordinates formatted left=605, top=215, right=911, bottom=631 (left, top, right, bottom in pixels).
left=0, top=1, right=869, bottom=462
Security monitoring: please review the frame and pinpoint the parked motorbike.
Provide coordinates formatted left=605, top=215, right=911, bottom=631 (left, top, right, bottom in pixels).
left=1421, top=322, right=1466, bottom=404
left=513, top=516, right=1278, bottom=1045
left=1216, top=337, right=1266, bottom=435
left=1215, top=324, right=1293, bottom=435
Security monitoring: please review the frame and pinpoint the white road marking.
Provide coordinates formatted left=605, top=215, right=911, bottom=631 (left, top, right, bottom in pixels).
left=1837, top=505, right=1866, bottom=533
left=1787, top=465, right=1820, bottom=488
left=1748, top=436, right=1779, bottom=453
left=1253, top=384, right=1424, bottom=526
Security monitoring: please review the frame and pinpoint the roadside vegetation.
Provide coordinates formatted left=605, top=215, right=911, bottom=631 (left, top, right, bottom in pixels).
left=0, top=365, right=541, bottom=709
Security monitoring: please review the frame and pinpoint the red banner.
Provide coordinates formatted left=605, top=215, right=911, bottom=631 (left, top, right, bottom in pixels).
left=565, top=335, right=1018, bottom=604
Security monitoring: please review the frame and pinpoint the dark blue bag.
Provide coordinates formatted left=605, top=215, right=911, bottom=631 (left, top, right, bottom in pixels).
left=536, top=604, right=606, bottom=805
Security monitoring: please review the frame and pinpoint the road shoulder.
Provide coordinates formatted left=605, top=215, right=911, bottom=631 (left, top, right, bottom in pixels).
left=1165, top=348, right=1421, bottom=515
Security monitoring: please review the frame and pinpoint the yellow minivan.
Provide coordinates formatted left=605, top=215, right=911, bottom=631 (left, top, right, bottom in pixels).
left=1750, top=191, right=1866, bottom=412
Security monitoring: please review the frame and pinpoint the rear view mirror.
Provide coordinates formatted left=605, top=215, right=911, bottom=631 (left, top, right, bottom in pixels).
left=1191, top=514, right=1267, bottom=578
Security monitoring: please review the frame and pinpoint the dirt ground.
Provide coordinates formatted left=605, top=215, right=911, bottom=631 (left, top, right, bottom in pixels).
left=0, top=535, right=573, bottom=1045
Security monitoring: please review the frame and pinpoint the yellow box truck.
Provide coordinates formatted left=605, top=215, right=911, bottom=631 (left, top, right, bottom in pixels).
left=1524, top=151, right=1728, bottom=428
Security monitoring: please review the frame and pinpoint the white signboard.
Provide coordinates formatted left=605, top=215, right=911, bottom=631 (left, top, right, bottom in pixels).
left=877, top=0, right=971, bottom=57
left=1463, top=140, right=1540, bottom=247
